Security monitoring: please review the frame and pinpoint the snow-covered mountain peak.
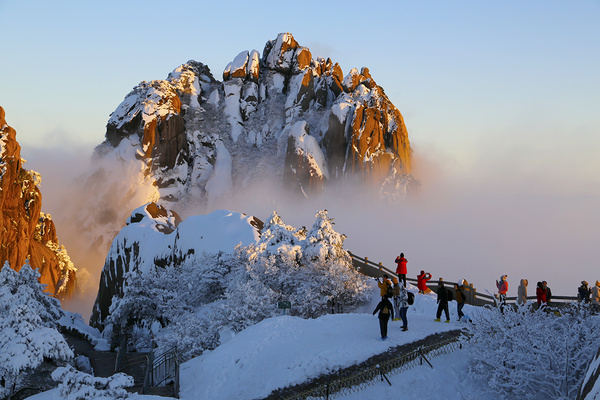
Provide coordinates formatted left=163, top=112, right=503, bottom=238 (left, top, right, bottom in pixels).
left=68, top=32, right=419, bottom=263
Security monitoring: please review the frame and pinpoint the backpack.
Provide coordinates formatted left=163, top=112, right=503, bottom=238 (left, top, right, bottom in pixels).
left=407, top=292, right=415, bottom=305
left=386, top=283, right=394, bottom=298
left=382, top=306, right=390, bottom=314
left=446, top=288, right=453, bottom=301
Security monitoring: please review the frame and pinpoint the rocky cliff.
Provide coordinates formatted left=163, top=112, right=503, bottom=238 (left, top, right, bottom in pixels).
left=0, top=106, right=76, bottom=298
left=94, top=32, right=415, bottom=206
left=70, top=32, right=418, bottom=266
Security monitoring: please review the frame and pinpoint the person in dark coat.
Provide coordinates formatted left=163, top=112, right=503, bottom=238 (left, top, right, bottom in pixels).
left=543, top=281, right=552, bottom=306
left=455, top=283, right=466, bottom=321
left=435, top=280, right=450, bottom=322
left=579, top=281, right=591, bottom=303
left=395, top=253, right=408, bottom=287
left=373, top=296, right=394, bottom=339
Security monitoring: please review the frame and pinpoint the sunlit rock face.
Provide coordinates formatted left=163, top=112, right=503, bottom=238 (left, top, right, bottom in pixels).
left=75, top=33, right=417, bottom=255
left=100, top=32, right=413, bottom=201
left=0, top=106, right=76, bottom=298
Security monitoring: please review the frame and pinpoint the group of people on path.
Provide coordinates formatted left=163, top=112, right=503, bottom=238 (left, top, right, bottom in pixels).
left=373, top=273, right=411, bottom=339
left=434, top=279, right=468, bottom=323
left=578, top=281, right=600, bottom=307
left=509, top=276, right=600, bottom=310
left=373, top=253, right=470, bottom=339
left=372, top=253, right=600, bottom=339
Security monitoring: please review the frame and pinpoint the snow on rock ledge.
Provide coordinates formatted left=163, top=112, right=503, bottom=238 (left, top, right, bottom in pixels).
left=90, top=203, right=262, bottom=328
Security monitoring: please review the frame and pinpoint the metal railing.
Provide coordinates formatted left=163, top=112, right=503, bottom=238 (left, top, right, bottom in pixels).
left=278, top=334, right=463, bottom=400
left=143, top=346, right=180, bottom=398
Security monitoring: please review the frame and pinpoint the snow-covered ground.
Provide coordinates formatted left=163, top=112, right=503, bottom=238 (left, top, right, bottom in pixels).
left=30, top=283, right=485, bottom=399
left=178, top=283, right=482, bottom=400
left=26, top=282, right=600, bottom=400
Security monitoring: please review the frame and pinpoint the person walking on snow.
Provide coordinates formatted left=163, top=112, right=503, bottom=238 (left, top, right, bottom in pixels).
left=373, top=295, right=394, bottom=339
left=395, top=253, right=408, bottom=287
left=435, top=280, right=450, bottom=323
left=417, top=270, right=432, bottom=294
left=391, top=277, right=401, bottom=321
left=454, top=283, right=466, bottom=321
left=377, top=274, right=392, bottom=299
left=397, top=282, right=410, bottom=331
left=517, top=279, right=528, bottom=305
left=496, top=275, right=508, bottom=306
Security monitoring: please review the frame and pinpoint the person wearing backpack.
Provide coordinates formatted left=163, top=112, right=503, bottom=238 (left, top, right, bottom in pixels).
left=454, top=283, right=466, bottom=321
left=578, top=281, right=591, bottom=303
left=397, top=282, right=410, bottom=331
left=377, top=274, right=393, bottom=299
left=395, top=253, right=408, bottom=287
left=435, top=280, right=450, bottom=323
left=373, top=295, right=394, bottom=339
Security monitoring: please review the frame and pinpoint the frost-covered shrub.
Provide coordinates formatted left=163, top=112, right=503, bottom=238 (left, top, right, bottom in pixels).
left=0, top=261, right=73, bottom=398
left=52, top=365, right=133, bottom=400
left=108, top=252, right=231, bottom=357
left=463, top=303, right=600, bottom=400
left=73, top=355, right=93, bottom=375
left=225, top=210, right=371, bottom=329
left=157, top=307, right=221, bottom=361
left=108, top=210, right=370, bottom=360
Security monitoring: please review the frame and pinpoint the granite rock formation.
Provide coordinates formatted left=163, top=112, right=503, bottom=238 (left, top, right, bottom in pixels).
left=73, top=33, right=418, bottom=260
left=100, top=32, right=414, bottom=203
left=0, top=106, right=76, bottom=298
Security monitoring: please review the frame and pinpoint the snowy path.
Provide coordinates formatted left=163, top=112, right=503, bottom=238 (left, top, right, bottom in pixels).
left=180, top=311, right=461, bottom=400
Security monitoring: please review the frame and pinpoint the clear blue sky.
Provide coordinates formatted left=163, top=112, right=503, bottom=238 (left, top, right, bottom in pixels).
left=2, top=1, right=598, bottom=180
left=1, top=1, right=599, bottom=295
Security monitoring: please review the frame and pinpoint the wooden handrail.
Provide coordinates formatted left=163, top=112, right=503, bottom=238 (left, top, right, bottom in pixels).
left=347, top=250, right=581, bottom=306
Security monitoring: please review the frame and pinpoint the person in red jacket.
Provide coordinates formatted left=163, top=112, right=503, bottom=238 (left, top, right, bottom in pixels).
left=536, top=281, right=547, bottom=309
left=496, top=274, right=508, bottom=307
left=417, top=270, right=432, bottom=294
left=395, top=253, right=408, bottom=287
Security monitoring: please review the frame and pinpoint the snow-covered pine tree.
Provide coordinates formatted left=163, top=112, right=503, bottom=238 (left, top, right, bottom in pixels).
left=299, top=210, right=371, bottom=316
left=225, top=210, right=370, bottom=323
left=0, top=261, right=73, bottom=398
left=463, top=303, right=600, bottom=400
